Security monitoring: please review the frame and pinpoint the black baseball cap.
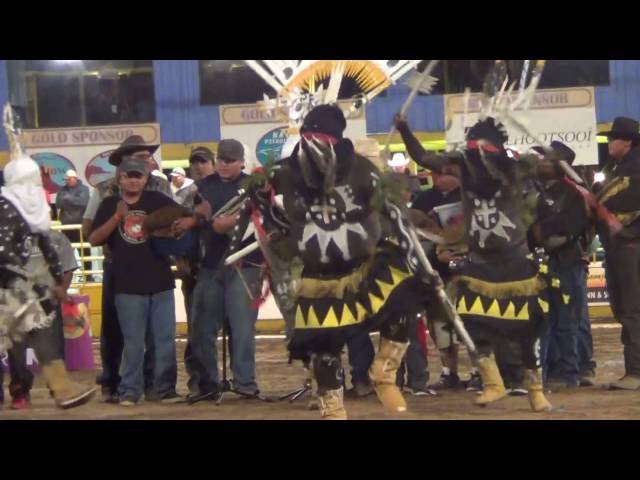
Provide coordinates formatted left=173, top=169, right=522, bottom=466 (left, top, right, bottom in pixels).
left=189, top=146, right=215, bottom=164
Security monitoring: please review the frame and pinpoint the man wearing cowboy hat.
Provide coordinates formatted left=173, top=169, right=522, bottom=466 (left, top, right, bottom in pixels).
left=597, top=117, right=640, bottom=390
left=530, top=141, right=595, bottom=390
left=387, top=152, right=421, bottom=202
left=82, top=135, right=172, bottom=403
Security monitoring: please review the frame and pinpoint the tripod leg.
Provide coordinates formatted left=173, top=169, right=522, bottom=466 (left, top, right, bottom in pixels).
left=290, top=386, right=310, bottom=402
left=278, top=388, right=304, bottom=401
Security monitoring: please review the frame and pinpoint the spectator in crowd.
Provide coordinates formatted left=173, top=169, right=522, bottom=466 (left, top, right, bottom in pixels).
left=90, top=157, right=181, bottom=406
left=530, top=142, right=595, bottom=390
left=594, top=117, right=640, bottom=390
left=82, top=135, right=171, bottom=403
left=151, top=169, right=168, bottom=182
left=387, top=153, right=421, bottom=202
left=170, top=167, right=198, bottom=209
left=173, top=139, right=262, bottom=403
left=411, top=170, right=480, bottom=391
left=169, top=147, right=216, bottom=396
left=56, top=169, right=90, bottom=237
left=55, top=169, right=90, bottom=273
left=188, top=146, right=216, bottom=182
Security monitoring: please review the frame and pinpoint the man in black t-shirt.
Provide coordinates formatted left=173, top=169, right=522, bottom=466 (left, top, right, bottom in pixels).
left=90, top=158, right=181, bottom=405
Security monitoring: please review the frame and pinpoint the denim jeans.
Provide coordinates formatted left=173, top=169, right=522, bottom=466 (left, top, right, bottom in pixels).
left=397, top=314, right=429, bottom=389
left=541, top=263, right=589, bottom=384
left=98, top=260, right=154, bottom=396
left=346, top=328, right=375, bottom=386
left=187, top=266, right=260, bottom=395
left=115, top=290, right=177, bottom=401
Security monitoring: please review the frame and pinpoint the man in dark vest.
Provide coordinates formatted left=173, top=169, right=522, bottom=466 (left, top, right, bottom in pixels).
left=597, top=117, right=640, bottom=390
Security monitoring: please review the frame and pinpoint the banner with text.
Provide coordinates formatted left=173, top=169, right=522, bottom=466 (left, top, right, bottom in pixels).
left=444, top=87, right=598, bottom=165
left=21, top=123, right=162, bottom=194
left=219, top=101, right=367, bottom=169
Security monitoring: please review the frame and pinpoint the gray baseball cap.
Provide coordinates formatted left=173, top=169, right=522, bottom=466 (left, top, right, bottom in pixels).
left=217, top=139, right=245, bottom=162
left=119, top=157, right=147, bottom=175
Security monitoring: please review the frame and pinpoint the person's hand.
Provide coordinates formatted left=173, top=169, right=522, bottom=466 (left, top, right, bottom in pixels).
left=437, top=250, right=462, bottom=264
left=212, top=213, right=239, bottom=234
left=393, top=113, right=408, bottom=130
left=115, top=200, right=129, bottom=221
left=52, top=284, right=68, bottom=303
left=172, top=217, right=197, bottom=237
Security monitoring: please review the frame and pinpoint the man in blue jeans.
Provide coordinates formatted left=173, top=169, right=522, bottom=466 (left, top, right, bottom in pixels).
left=90, top=157, right=181, bottom=405
left=173, top=139, right=262, bottom=403
left=83, top=135, right=172, bottom=403
left=530, top=142, right=594, bottom=390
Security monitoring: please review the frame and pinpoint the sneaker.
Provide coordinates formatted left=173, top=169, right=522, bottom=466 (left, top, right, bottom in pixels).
left=159, top=393, right=186, bottom=404
left=346, top=381, right=375, bottom=398
left=606, top=374, right=640, bottom=391
left=405, top=386, right=438, bottom=397
left=10, top=394, right=31, bottom=410
left=101, top=387, right=119, bottom=404
left=235, top=388, right=262, bottom=399
left=187, top=390, right=218, bottom=405
left=507, top=387, right=528, bottom=396
left=464, top=372, right=483, bottom=392
left=119, top=397, right=142, bottom=407
left=579, top=370, right=596, bottom=387
left=429, top=372, right=461, bottom=390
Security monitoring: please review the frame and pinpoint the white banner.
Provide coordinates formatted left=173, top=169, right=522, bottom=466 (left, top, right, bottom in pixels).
left=444, top=87, right=598, bottom=166
left=219, top=101, right=367, bottom=168
left=21, top=123, right=162, bottom=194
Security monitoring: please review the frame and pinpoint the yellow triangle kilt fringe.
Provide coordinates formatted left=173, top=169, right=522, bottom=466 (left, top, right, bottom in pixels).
left=449, top=259, right=560, bottom=323
left=454, top=291, right=549, bottom=322
left=293, top=247, right=412, bottom=330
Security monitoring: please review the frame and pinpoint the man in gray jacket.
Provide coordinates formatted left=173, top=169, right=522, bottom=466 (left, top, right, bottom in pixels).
left=56, top=169, right=90, bottom=230
left=55, top=169, right=90, bottom=273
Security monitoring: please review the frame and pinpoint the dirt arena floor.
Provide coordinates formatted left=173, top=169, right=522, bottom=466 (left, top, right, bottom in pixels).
left=1, top=319, right=639, bottom=420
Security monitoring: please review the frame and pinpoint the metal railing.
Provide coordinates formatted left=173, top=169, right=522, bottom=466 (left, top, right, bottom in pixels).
left=51, top=223, right=103, bottom=286
left=50, top=222, right=179, bottom=287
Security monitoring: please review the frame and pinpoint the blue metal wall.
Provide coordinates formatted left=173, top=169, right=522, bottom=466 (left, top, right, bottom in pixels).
left=153, top=60, right=640, bottom=142
left=595, top=60, right=640, bottom=123
left=151, top=60, right=447, bottom=141
left=1, top=60, right=639, bottom=151
left=153, top=60, right=219, bottom=144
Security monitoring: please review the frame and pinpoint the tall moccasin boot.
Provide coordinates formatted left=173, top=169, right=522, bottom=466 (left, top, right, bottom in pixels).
left=41, top=360, right=97, bottom=409
left=525, top=369, right=552, bottom=412
left=369, top=338, right=409, bottom=413
left=475, top=356, right=507, bottom=406
left=317, top=387, right=347, bottom=420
